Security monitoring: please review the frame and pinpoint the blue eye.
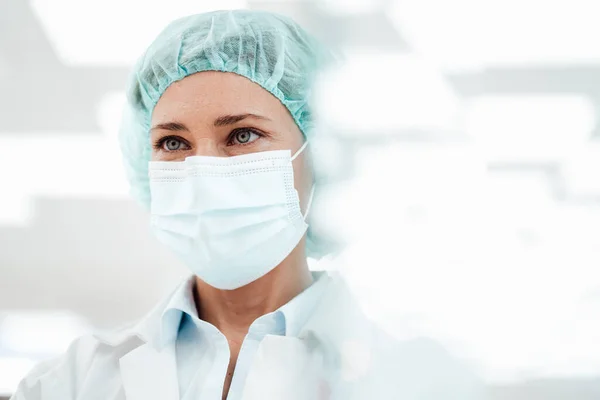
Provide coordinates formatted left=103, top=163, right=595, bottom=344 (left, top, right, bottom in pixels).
left=165, top=138, right=183, bottom=151
left=156, top=136, right=189, bottom=152
left=229, top=129, right=261, bottom=146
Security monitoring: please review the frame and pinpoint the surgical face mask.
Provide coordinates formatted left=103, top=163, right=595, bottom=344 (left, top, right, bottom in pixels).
left=149, top=142, right=313, bottom=290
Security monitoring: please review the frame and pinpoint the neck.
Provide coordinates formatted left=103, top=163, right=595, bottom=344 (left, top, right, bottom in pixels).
left=194, top=242, right=313, bottom=337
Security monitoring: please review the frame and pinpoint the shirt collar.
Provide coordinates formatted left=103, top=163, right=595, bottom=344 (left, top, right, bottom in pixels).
left=158, top=276, right=197, bottom=347
left=279, top=270, right=330, bottom=336
left=157, top=271, right=330, bottom=347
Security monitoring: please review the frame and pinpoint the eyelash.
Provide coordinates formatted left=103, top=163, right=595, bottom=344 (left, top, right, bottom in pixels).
left=227, top=128, right=264, bottom=146
left=153, top=128, right=265, bottom=152
left=152, top=135, right=190, bottom=152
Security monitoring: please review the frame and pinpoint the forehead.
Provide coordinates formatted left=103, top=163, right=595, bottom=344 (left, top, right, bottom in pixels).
left=151, top=71, right=288, bottom=124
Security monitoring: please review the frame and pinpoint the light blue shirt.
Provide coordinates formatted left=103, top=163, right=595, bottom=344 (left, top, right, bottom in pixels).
left=158, top=271, right=329, bottom=400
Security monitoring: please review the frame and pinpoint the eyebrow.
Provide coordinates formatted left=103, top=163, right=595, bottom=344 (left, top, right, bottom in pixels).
left=150, top=122, right=189, bottom=132
left=151, top=114, right=271, bottom=132
left=213, top=113, right=270, bottom=127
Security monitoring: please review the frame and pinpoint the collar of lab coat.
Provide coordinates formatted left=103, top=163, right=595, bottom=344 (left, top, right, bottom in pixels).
left=95, top=270, right=374, bottom=374
left=155, top=270, right=332, bottom=349
left=100, top=272, right=370, bottom=349
left=108, top=271, right=338, bottom=350
left=296, top=271, right=375, bottom=376
left=91, top=270, right=375, bottom=400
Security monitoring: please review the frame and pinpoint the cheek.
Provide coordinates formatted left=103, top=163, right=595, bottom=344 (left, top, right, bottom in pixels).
left=292, top=153, right=313, bottom=210
left=293, top=161, right=304, bottom=188
left=150, top=148, right=169, bottom=161
left=150, top=148, right=190, bottom=162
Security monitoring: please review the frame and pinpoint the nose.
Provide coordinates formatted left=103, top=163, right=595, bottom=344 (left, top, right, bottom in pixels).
left=194, top=138, right=221, bottom=157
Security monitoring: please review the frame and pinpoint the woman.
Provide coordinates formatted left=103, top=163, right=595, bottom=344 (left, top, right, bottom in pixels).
left=12, top=9, right=484, bottom=400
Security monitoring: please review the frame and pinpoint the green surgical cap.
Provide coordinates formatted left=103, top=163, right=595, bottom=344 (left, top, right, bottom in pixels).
left=119, top=9, right=334, bottom=259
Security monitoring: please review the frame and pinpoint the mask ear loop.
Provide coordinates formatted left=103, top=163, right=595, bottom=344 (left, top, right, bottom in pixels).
left=291, top=140, right=314, bottom=220
left=291, top=140, right=309, bottom=161
left=302, top=185, right=316, bottom=220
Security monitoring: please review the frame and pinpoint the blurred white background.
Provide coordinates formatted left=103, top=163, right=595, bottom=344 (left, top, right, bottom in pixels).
left=1, top=0, right=599, bottom=398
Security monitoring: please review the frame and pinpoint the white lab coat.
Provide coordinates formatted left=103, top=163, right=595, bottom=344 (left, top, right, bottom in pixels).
left=11, top=273, right=486, bottom=400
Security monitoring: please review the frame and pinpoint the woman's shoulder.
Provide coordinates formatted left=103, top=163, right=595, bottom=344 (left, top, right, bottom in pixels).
left=12, top=278, right=191, bottom=398
left=11, top=323, right=145, bottom=400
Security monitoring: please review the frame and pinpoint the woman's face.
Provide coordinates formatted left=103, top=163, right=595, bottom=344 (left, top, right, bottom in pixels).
left=150, top=71, right=313, bottom=213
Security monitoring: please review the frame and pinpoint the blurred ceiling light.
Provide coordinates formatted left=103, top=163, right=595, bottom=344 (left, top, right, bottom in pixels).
left=0, top=92, right=133, bottom=227
left=0, top=357, right=37, bottom=396
left=97, top=92, right=126, bottom=140
left=317, top=0, right=386, bottom=15
left=465, top=95, right=595, bottom=162
left=1, top=311, right=91, bottom=355
left=388, top=0, right=600, bottom=71
left=31, top=0, right=247, bottom=66
left=314, top=52, right=461, bottom=135
left=0, top=134, right=130, bottom=225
